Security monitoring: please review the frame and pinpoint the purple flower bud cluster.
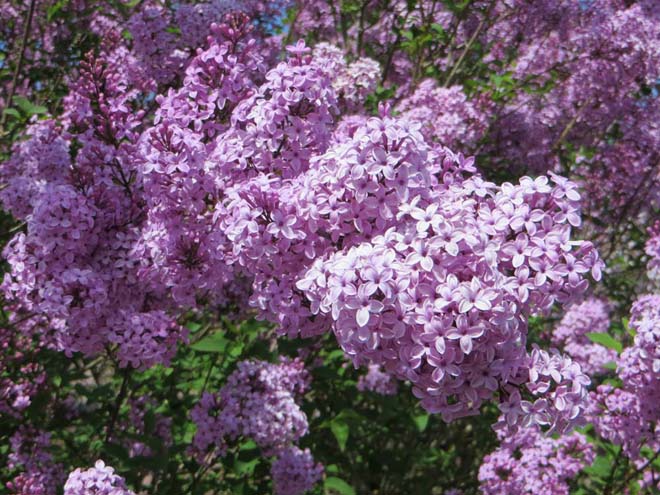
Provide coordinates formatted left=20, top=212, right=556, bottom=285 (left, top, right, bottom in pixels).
left=63, top=460, right=135, bottom=495
left=271, top=446, right=324, bottom=495
left=357, top=363, right=398, bottom=396
left=478, top=425, right=595, bottom=495
left=551, top=298, right=616, bottom=375
left=191, top=358, right=312, bottom=457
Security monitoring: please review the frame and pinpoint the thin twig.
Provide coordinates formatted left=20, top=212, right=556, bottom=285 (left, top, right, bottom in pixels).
left=444, top=8, right=489, bottom=87
left=105, top=368, right=131, bottom=442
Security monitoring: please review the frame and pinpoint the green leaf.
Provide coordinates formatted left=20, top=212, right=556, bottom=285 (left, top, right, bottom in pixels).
left=324, top=477, right=356, bottom=495
left=228, top=342, right=244, bottom=358
left=190, top=332, right=228, bottom=353
left=602, top=361, right=617, bottom=371
left=586, top=333, right=623, bottom=353
left=234, top=457, right=259, bottom=476
left=2, top=108, right=21, bottom=120
left=583, top=455, right=611, bottom=479
left=12, top=96, right=47, bottom=116
left=47, top=0, right=69, bottom=21
left=330, top=419, right=349, bottom=452
left=412, top=413, right=429, bottom=432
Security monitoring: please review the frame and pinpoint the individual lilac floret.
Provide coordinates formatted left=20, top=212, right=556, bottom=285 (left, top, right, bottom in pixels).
left=357, top=363, right=398, bottom=396
left=271, top=446, right=324, bottom=495
left=479, top=425, right=595, bottom=495
left=551, top=298, right=616, bottom=375
left=63, top=460, right=135, bottom=495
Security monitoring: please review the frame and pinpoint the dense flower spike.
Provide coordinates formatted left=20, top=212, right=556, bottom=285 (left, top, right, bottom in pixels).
left=479, top=426, right=595, bottom=495
left=63, top=461, right=135, bottom=495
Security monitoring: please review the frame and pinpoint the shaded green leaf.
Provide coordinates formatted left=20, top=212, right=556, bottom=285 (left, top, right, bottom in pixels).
left=324, top=477, right=356, bottom=495
left=586, top=333, right=623, bottom=353
left=190, top=332, right=227, bottom=353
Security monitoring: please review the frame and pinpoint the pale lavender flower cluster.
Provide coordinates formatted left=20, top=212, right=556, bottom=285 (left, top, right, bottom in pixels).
left=551, top=298, right=616, bottom=375
left=190, top=359, right=312, bottom=458
left=357, top=363, right=398, bottom=396
left=478, top=425, right=595, bottom=495
left=63, top=460, right=135, bottom=495
left=190, top=359, right=322, bottom=493
left=588, top=385, right=651, bottom=460
left=495, top=347, right=591, bottom=435
left=271, top=446, right=324, bottom=495
left=1, top=16, right=602, bottom=439
left=294, top=117, right=601, bottom=427
left=618, top=295, right=660, bottom=424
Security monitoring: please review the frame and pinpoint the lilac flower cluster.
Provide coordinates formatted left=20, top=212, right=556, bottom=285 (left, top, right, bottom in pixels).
left=313, top=43, right=381, bottom=112
left=357, top=363, right=398, bottom=396
left=0, top=326, right=46, bottom=418
left=7, top=427, right=63, bottom=495
left=294, top=118, right=601, bottom=427
left=478, top=425, right=595, bottom=495
left=112, top=397, right=173, bottom=458
left=271, top=446, right=324, bottom=495
left=589, top=293, right=660, bottom=460
left=1, top=35, right=187, bottom=370
left=63, top=460, right=135, bottom=495
left=191, top=359, right=321, bottom=494
left=191, top=358, right=311, bottom=457
left=396, top=81, right=491, bottom=150
left=495, top=347, right=591, bottom=435
left=646, top=222, right=660, bottom=283
left=551, top=298, right=616, bottom=375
